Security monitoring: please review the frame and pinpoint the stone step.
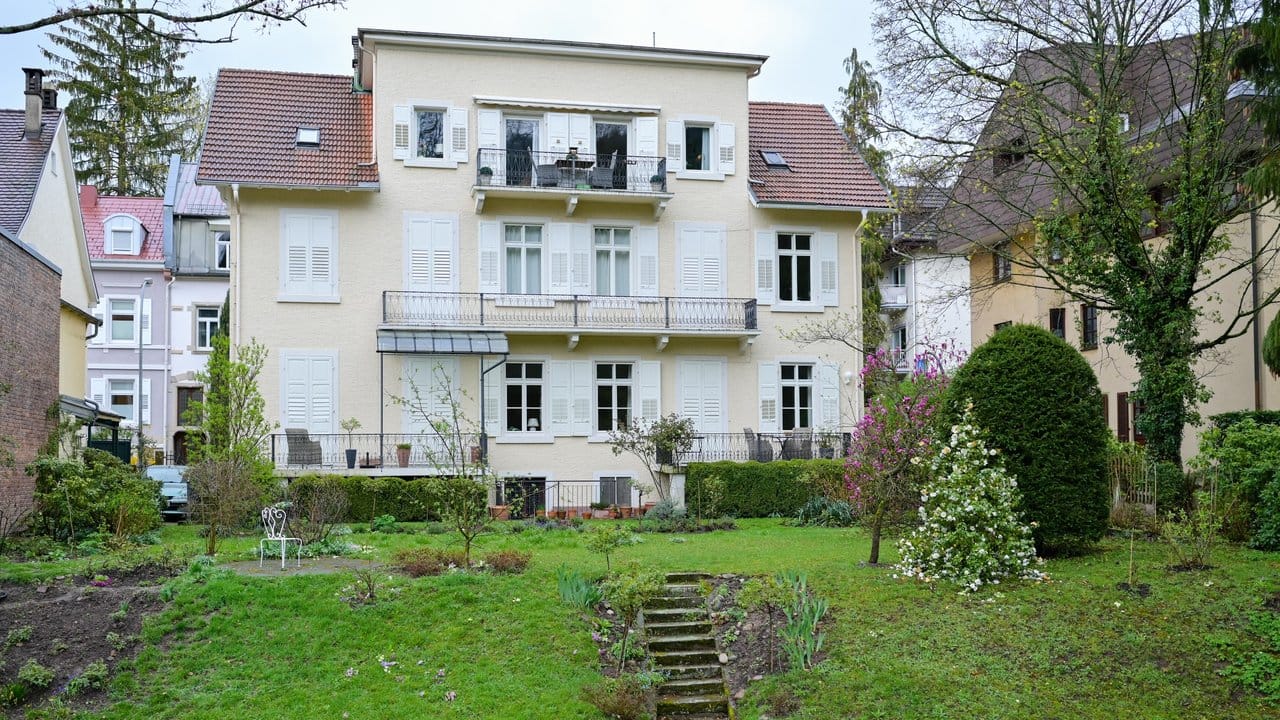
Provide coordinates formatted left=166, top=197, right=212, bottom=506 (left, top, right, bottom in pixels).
left=648, top=634, right=718, bottom=653
left=652, top=649, right=722, bottom=667
left=664, top=583, right=703, bottom=597
left=643, top=607, right=707, bottom=622
left=646, top=620, right=713, bottom=637
left=656, top=693, right=729, bottom=715
left=646, top=595, right=705, bottom=610
left=665, top=571, right=712, bottom=584
left=661, top=677, right=726, bottom=697
left=660, top=664, right=724, bottom=681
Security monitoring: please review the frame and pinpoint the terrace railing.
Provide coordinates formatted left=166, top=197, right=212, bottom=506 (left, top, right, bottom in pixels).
left=673, top=431, right=851, bottom=465
left=476, top=148, right=668, bottom=193
left=270, top=432, right=482, bottom=472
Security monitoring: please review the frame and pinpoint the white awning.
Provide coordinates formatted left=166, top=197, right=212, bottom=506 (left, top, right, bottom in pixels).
left=473, top=95, right=660, bottom=115
left=376, top=329, right=509, bottom=355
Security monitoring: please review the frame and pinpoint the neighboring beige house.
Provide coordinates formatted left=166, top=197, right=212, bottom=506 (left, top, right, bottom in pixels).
left=938, top=39, right=1278, bottom=462
left=1, top=69, right=99, bottom=402
left=197, top=32, right=888, bottom=507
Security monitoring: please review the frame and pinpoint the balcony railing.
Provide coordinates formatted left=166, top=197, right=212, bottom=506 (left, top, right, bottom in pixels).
left=270, top=432, right=483, bottom=472
left=383, top=291, right=758, bottom=333
left=880, top=282, right=909, bottom=308
left=673, top=431, right=851, bottom=465
left=476, top=148, right=667, bottom=193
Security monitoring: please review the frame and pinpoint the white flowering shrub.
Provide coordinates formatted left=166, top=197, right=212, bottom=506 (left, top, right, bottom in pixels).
left=896, top=404, right=1046, bottom=592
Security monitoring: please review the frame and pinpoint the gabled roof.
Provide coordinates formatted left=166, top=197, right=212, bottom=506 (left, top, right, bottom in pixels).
left=171, top=161, right=227, bottom=217
left=0, top=108, right=61, bottom=232
left=79, top=188, right=165, bottom=262
left=747, top=102, right=890, bottom=210
left=197, top=68, right=379, bottom=190
left=893, top=184, right=948, bottom=247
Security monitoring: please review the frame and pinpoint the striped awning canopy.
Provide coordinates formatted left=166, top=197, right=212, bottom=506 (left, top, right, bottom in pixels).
left=376, top=329, right=509, bottom=355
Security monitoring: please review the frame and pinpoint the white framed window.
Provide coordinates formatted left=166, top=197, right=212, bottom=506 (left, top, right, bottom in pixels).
left=777, top=233, right=813, bottom=304
left=504, top=224, right=543, bottom=294
left=393, top=102, right=468, bottom=167
left=104, top=214, right=143, bottom=255
left=594, top=362, right=634, bottom=433
left=505, top=361, right=545, bottom=433
left=890, top=325, right=908, bottom=368
left=684, top=124, right=711, bottom=171
left=754, top=229, right=838, bottom=309
left=91, top=376, right=151, bottom=427
left=779, top=363, right=814, bottom=431
left=666, top=118, right=736, bottom=179
left=109, top=378, right=135, bottom=422
left=279, top=209, right=338, bottom=302
left=416, top=109, right=446, bottom=160
left=214, top=232, right=230, bottom=270
left=594, top=227, right=631, bottom=296
left=195, top=306, right=220, bottom=351
left=108, top=298, right=136, bottom=343
left=889, top=263, right=908, bottom=287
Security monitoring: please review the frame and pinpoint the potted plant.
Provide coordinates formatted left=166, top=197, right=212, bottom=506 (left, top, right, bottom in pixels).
left=489, top=504, right=510, bottom=521
left=650, top=174, right=665, bottom=192
left=395, top=442, right=412, bottom=468
left=478, top=166, right=494, bottom=186
left=340, top=417, right=361, bottom=469
left=589, top=501, right=612, bottom=519
left=651, top=414, right=697, bottom=466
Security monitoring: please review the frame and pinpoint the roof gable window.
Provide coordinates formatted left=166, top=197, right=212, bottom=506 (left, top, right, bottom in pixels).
left=104, top=214, right=145, bottom=255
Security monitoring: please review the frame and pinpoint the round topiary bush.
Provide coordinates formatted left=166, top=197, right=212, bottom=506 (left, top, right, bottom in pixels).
left=948, top=324, right=1110, bottom=553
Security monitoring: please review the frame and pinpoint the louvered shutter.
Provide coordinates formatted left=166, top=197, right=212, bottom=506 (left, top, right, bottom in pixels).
left=547, top=223, right=573, bottom=295
left=665, top=120, right=683, bottom=172
left=758, top=362, right=779, bottom=433
left=1117, top=392, right=1130, bottom=442
left=635, top=117, right=658, bottom=158
left=677, top=358, right=725, bottom=433
left=817, top=364, right=840, bottom=430
left=431, top=219, right=457, bottom=293
left=483, top=365, right=501, bottom=436
left=308, top=356, right=335, bottom=433
left=477, top=109, right=502, bottom=181
left=546, top=112, right=570, bottom=154
left=310, top=213, right=335, bottom=296
left=549, top=360, right=573, bottom=436
left=716, top=122, right=736, bottom=175
left=569, top=114, right=592, bottom=154
left=570, top=224, right=592, bottom=295
left=393, top=105, right=411, bottom=160
left=571, top=360, right=591, bottom=436
left=703, top=228, right=726, bottom=297
left=477, top=221, right=501, bottom=293
left=90, top=377, right=105, bottom=407
left=141, top=379, right=152, bottom=425
left=448, top=107, right=469, bottom=163
left=405, top=219, right=432, bottom=291
left=282, top=355, right=310, bottom=429
left=677, top=228, right=699, bottom=298
left=754, top=231, right=776, bottom=305
left=817, top=232, right=839, bottom=307
left=282, top=214, right=310, bottom=295
left=139, top=298, right=152, bottom=345
left=633, top=227, right=659, bottom=297
left=637, top=361, right=661, bottom=424
left=702, top=360, right=726, bottom=432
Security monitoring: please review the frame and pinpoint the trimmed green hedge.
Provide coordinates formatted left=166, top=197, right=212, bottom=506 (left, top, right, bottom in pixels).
left=685, top=460, right=841, bottom=518
left=289, top=474, right=445, bottom=522
left=1210, top=410, right=1280, bottom=431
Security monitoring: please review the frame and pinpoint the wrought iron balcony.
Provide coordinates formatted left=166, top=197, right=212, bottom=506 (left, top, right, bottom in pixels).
left=671, top=431, right=852, bottom=465
left=382, top=291, right=758, bottom=335
left=879, top=282, right=909, bottom=309
left=472, top=149, right=672, bottom=217
left=270, top=431, right=483, bottom=475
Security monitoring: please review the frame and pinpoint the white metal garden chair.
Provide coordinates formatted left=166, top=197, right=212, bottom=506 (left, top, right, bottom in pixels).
left=259, top=506, right=302, bottom=570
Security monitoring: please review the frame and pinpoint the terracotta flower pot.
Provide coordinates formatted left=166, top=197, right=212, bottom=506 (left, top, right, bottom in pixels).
left=566, top=509, right=579, bottom=519
left=396, top=447, right=411, bottom=467
left=489, top=505, right=510, bottom=521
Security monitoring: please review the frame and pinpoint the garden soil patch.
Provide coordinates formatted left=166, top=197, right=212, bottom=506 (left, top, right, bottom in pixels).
left=0, top=567, right=172, bottom=718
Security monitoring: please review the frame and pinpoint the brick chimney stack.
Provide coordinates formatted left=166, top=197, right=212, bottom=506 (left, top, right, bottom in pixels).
left=81, top=185, right=98, bottom=208
left=22, top=68, right=43, bottom=139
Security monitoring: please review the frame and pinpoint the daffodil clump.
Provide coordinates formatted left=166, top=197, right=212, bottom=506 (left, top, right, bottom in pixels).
left=896, top=404, right=1045, bottom=592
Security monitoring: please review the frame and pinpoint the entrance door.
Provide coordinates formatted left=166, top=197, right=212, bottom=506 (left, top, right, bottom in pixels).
left=595, top=122, right=628, bottom=189
left=505, top=118, right=539, bottom=186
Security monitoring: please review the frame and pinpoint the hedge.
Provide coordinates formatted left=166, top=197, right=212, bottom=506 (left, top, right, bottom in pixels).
left=289, top=474, right=445, bottom=522
left=685, top=460, right=842, bottom=518
left=1210, top=410, right=1280, bottom=432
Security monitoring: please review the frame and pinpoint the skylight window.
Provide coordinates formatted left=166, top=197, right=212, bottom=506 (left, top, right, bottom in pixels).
left=761, top=150, right=788, bottom=168
left=296, top=127, right=321, bottom=147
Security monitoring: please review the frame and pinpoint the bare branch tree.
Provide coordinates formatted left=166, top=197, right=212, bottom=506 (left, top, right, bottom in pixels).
left=3, top=1, right=345, bottom=44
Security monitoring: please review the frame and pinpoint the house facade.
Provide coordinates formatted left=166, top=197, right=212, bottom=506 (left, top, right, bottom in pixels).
left=82, top=188, right=167, bottom=462
left=162, top=155, right=230, bottom=463
left=197, top=32, right=888, bottom=505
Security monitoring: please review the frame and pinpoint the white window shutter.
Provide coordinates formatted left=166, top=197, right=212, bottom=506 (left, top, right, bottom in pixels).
left=308, top=355, right=336, bottom=434
left=817, top=231, right=839, bottom=307
left=483, top=365, right=501, bottom=436
left=448, top=107, right=469, bottom=163
left=547, top=223, right=572, bottom=295
left=633, top=227, right=659, bottom=297
left=282, top=214, right=309, bottom=295
left=141, top=379, right=152, bottom=425
left=754, top=230, right=776, bottom=305
left=703, top=228, right=726, bottom=297
left=90, top=377, right=105, bottom=407
left=393, top=105, right=411, bottom=160
left=715, top=122, right=736, bottom=175
left=570, top=360, right=591, bottom=436
left=818, top=364, right=841, bottom=431
left=569, top=114, right=592, bottom=154
left=477, top=221, right=502, bottom=293
left=405, top=219, right=432, bottom=291
left=477, top=109, right=501, bottom=148
left=703, top=360, right=726, bottom=433
left=570, top=223, right=592, bottom=295
left=140, top=298, right=152, bottom=345
left=676, top=228, right=699, bottom=298
left=637, top=361, right=661, bottom=424
left=677, top=360, right=701, bottom=426
left=432, top=218, right=459, bottom=293
left=635, top=117, right=658, bottom=158
left=546, top=112, right=570, bottom=154
left=665, top=120, right=683, bottom=172
left=90, top=303, right=104, bottom=344
left=549, top=360, right=572, bottom=436
left=282, top=356, right=309, bottom=428
left=758, top=362, right=779, bottom=433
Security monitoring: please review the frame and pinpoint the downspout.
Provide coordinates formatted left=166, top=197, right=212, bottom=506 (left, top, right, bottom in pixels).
left=165, top=272, right=175, bottom=461
left=1251, top=208, right=1263, bottom=410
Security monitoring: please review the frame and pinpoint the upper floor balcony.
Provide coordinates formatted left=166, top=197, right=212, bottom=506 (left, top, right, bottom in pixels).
left=471, top=148, right=673, bottom=218
left=382, top=291, right=759, bottom=346
left=879, top=281, right=909, bottom=310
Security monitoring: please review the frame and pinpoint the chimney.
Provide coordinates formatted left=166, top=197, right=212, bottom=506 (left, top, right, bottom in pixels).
left=41, top=87, right=57, bottom=110
left=22, top=68, right=43, bottom=139
left=81, top=185, right=98, bottom=208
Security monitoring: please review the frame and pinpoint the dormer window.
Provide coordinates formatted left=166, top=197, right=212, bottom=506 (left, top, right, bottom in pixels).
left=761, top=150, right=788, bottom=169
left=104, top=214, right=144, bottom=255
left=993, top=137, right=1028, bottom=175
left=296, top=127, right=321, bottom=147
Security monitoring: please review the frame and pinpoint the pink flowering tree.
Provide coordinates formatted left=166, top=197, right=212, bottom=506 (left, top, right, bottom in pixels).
left=847, top=342, right=962, bottom=564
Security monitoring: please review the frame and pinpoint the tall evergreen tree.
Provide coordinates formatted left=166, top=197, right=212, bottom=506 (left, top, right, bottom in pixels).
left=41, top=0, right=199, bottom=195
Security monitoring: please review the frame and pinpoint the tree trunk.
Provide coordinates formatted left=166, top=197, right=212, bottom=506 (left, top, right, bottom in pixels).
left=868, top=500, right=888, bottom=565
left=205, top=524, right=217, bottom=556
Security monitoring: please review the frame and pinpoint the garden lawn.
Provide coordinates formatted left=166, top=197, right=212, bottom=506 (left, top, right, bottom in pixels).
left=4, top=520, right=1278, bottom=719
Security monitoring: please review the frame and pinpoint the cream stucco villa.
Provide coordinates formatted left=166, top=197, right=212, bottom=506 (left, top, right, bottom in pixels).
left=196, top=31, right=889, bottom=508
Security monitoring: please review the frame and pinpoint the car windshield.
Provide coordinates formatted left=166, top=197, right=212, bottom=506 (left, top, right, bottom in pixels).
left=145, top=467, right=185, bottom=483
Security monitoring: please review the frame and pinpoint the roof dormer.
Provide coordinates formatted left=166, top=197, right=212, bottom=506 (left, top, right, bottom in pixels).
left=104, top=214, right=145, bottom=255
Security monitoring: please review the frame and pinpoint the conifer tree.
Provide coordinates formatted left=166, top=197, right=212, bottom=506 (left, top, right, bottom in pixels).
left=40, top=0, right=200, bottom=194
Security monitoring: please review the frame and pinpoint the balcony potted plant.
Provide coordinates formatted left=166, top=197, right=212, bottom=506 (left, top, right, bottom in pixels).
left=340, top=417, right=361, bottom=469
left=589, top=501, right=612, bottom=519
left=651, top=414, right=697, bottom=466
left=478, top=166, right=494, bottom=186
left=395, top=442, right=412, bottom=468
left=650, top=174, right=664, bottom=192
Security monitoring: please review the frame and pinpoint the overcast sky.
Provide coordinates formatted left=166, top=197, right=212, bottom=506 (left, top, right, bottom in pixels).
left=1, top=0, right=879, bottom=112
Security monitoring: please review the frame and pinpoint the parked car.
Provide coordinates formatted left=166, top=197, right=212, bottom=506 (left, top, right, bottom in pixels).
left=144, top=465, right=188, bottom=520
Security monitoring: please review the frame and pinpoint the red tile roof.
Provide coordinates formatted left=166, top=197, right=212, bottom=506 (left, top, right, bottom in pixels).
left=747, top=102, right=889, bottom=209
left=197, top=69, right=378, bottom=189
left=0, top=108, right=61, bottom=233
left=79, top=188, right=165, bottom=261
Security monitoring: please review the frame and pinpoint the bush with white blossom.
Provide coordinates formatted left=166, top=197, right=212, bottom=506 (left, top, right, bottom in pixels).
left=896, top=404, right=1045, bottom=592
